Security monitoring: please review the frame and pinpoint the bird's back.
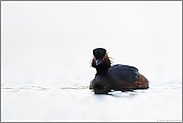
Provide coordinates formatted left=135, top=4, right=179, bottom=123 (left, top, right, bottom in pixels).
left=108, top=64, right=140, bottom=82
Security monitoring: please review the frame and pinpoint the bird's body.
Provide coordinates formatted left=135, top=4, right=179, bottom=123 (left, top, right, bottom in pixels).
left=90, top=48, right=149, bottom=94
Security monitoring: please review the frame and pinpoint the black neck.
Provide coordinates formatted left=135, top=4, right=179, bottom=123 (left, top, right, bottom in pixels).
left=96, top=68, right=108, bottom=75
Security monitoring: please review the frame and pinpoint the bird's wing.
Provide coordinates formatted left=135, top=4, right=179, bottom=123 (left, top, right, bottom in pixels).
left=108, top=64, right=140, bottom=82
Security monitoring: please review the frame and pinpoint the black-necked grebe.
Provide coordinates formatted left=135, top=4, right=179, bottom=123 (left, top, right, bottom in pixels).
left=90, top=48, right=149, bottom=94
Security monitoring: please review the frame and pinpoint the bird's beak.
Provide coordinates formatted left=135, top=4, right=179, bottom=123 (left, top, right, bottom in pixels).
left=96, top=60, right=102, bottom=66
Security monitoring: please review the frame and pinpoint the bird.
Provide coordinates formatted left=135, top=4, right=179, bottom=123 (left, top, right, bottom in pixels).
left=89, top=48, right=149, bottom=94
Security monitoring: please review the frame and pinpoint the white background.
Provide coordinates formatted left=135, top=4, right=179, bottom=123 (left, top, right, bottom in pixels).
left=2, top=1, right=182, bottom=84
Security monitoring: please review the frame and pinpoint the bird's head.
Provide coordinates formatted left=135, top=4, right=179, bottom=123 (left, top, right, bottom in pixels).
left=91, top=48, right=112, bottom=69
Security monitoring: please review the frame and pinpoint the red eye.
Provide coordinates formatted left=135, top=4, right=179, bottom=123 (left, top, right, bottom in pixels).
left=94, top=58, right=96, bottom=61
left=102, top=58, right=104, bottom=61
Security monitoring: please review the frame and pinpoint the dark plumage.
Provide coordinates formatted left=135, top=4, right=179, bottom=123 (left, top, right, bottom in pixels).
left=90, top=48, right=149, bottom=94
